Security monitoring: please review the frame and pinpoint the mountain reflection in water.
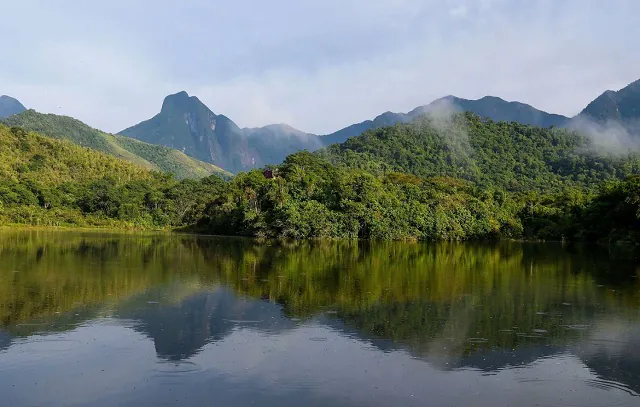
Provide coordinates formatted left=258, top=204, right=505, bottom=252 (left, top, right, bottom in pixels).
left=0, top=231, right=638, bottom=406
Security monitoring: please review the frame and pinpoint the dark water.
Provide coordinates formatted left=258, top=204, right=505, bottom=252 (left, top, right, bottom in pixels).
left=0, top=231, right=639, bottom=407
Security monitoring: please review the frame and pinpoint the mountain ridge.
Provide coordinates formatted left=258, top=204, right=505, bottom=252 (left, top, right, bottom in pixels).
left=322, top=95, right=570, bottom=146
left=579, top=79, right=640, bottom=123
left=6, top=77, right=640, bottom=174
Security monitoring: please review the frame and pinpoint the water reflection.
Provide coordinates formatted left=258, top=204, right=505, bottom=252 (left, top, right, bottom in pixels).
left=118, top=288, right=296, bottom=360
left=0, top=230, right=639, bottom=406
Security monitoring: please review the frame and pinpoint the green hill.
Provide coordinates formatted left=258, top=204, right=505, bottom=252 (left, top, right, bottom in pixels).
left=0, top=124, right=153, bottom=186
left=188, top=112, right=640, bottom=242
left=321, top=112, right=640, bottom=192
left=0, top=124, right=228, bottom=229
left=2, top=110, right=230, bottom=179
left=1, top=118, right=638, bottom=243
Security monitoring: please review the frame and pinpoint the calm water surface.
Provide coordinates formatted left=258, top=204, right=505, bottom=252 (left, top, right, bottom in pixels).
left=0, top=231, right=639, bottom=407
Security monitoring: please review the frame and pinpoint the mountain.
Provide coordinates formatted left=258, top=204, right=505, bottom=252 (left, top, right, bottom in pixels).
left=576, top=79, right=640, bottom=134
left=408, top=96, right=569, bottom=127
left=119, top=91, right=321, bottom=173
left=321, top=111, right=638, bottom=191
left=322, top=96, right=569, bottom=146
left=2, top=110, right=230, bottom=179
left=0, top=96, right=26, bottom=119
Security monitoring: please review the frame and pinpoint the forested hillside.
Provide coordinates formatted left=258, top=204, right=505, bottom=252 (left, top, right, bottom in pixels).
left=0, top=124, right=227, bottom=229
left=192, top=112, right=639, bottom=242
left=1, top=115, right=638, bottom=244
left=322, top=112, right=640, bottom=192
left=2, top=110, right=230, bottom=179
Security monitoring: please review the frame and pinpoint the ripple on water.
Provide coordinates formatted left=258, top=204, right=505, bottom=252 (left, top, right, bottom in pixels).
left=516, top=378, right=637, bottom=407
left=584, top=378, right=639, bottom=398
left=541, top=385, right=637, bottom=407
left=152, top=360, right=206, bottom=377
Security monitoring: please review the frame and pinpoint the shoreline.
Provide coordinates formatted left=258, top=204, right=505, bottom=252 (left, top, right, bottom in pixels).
left=0, top=225, right=637, bottom=248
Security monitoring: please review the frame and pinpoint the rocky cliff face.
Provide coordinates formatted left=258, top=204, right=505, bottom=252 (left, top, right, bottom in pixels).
left=120, top=91, right=321, bottom=173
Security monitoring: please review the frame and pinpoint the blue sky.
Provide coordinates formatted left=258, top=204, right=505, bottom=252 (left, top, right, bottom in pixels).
left=1, top=0, right=638, bottom=134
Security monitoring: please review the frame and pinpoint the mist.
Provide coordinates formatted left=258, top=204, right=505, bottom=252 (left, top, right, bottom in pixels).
left=569, top=115, right=640, bottom=155
left=420, top=98, right=475, bottom=168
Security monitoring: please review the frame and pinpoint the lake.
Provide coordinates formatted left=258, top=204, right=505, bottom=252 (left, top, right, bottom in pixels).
left=0, top=230, right=639, bottom=406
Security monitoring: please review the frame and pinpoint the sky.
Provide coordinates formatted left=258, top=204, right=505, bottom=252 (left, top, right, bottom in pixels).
left=1, top=0, right=639, bottom=134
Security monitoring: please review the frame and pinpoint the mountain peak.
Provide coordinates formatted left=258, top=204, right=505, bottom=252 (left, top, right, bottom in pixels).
left=160, top=91, right=209, bottom=114
left=0, top=95, right=27, bottom=119
left=478, top=95, right=508, bottom=103
left=580, top=77, right=640, bottom=123
left=121, top=93, right=321, bottom=173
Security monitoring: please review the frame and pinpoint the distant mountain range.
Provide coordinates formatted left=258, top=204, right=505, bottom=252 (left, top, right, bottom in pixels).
left=0, top=95, right=26, bottom=120
left=119, top=78, right=640, bottom=173
left=119, top=91, right=575, bottom=173
left=322, top=95, right=570, bottom=145
left=3, top=77, right=639, bottom=174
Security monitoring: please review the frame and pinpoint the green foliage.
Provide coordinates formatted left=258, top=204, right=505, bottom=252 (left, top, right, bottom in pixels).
left=2, top=110, right=230, bottom=179
left=0, top=124, right=225, bottom=229
left=1, top=113, right=639, bottom=244
left=113, top=135, right=231, bottom=180
left=321, top=112, right=640, bottom=192
left=196, top=151, right=522, bottom=240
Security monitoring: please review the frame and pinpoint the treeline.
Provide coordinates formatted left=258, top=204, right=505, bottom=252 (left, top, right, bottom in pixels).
left=198, top=152, right=522, bottom=239
left=196, top=151, right=639, bottom=243
left=0, top=117, right=638, bottom=243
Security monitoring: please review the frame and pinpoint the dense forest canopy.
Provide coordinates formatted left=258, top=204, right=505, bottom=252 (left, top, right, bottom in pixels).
left=0, top=124, right=226, bottom=229
left=0, top=111, right=639, bottom=243
left=322, top=112, right=640, bottom=192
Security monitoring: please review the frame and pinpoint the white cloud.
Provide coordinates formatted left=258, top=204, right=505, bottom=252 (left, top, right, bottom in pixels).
left=0, top=0, right=638, bottom=134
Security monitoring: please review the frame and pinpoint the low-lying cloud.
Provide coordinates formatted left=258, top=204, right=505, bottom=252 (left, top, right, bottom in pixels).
left=569, top=115, right=640, bottom=155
